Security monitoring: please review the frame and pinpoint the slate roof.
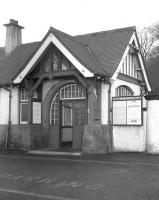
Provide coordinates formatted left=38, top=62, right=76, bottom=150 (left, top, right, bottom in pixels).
left=74, top=27, right=135, bottom=76
left=0, top=42, right=39, bottom=84
left=0, top=26, right=135, bottom=84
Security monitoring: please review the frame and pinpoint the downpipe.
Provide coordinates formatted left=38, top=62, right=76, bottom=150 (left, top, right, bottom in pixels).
left=2, top=86, right=12, bottom=149
left=107, top=81, right=113, bottom=152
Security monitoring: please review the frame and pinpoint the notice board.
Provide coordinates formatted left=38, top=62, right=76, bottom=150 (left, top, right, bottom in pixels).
left=32, top=102, right=41, bottom=124
left=113, top=96, right=142, bottom=126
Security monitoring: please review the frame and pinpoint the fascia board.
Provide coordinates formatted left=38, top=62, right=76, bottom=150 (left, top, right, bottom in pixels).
left=14, top=33, right=94, bottom=83
left=111, top=32, right=151, bottom=92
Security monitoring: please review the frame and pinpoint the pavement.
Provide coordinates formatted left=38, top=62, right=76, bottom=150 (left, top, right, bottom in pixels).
left=5, top=149, right=159, bottom=165
left=0, top=151, right=159, bottom=199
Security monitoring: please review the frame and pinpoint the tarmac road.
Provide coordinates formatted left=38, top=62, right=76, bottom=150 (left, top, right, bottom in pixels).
left=0, top=153, right=159, bottom=200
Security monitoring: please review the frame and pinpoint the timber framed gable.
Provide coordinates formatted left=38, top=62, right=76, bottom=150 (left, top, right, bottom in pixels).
left=111, top=32, right=151, bottom=92
left=13, top=30, right=94, bottom=84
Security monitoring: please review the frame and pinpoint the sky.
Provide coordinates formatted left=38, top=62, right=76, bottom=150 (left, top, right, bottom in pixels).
left=0, top=0, right=159, bottom=46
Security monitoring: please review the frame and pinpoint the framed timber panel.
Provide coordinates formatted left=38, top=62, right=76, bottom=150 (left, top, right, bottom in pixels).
left=112, top=96, right=142, bottom=126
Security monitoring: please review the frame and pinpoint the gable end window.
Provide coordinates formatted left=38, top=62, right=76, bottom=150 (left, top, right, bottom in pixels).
left=20, top=88, right=29, bottom=124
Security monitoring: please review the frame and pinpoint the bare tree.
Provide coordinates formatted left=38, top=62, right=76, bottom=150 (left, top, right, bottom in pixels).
left=137, top=27, right=155, bottom=62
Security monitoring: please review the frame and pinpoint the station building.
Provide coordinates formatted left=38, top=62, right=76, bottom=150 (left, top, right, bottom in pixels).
left=0, top=19, right=152, bottom=153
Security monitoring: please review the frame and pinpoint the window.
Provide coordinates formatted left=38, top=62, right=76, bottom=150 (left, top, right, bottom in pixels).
left=50, top=93, right=59, bottom=125
left=62, top=56, right=71, bottom=70
left=21, top=88, right=28, bottom=101
left=115, top=86, right=133, bottom=97
left=60, top=84, right=86, bottom=100
left=20, top=88, right=29, bottom=124
left=52, top=50, right=60, bottom=71
left=50, top=84, right=86, bottom=125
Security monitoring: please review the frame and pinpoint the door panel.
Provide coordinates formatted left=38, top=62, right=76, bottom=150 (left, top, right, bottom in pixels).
left=50, top=94, right=60, bottom=149
left=72, top=101, right=86, bottom=150
left=50, top=126, right=59, bottom=149
left=61, top=101, right=73, bottom=150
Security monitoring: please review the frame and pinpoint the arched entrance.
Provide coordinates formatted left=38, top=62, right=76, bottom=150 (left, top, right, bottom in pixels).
left=49, top=83, right=87, bottom=151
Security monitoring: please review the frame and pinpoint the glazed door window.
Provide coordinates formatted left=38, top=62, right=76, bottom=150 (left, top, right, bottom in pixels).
left=62, top=102, right=72, bottom=127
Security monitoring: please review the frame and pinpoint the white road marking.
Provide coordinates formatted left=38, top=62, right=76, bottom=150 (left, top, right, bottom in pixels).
left=0, top=173, right=103, bottom=190
left=24, top=176, right=41, bottom=181
left=0, top=188, right=80, bottom=200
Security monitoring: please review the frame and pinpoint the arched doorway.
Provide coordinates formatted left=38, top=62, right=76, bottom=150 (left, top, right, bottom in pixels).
left=50, top=83, right=87, bottom=151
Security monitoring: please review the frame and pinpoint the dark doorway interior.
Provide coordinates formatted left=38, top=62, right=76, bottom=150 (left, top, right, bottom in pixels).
left=61, top=101, right=73, bottom=151
left=60, top=100, right=86, bottom=151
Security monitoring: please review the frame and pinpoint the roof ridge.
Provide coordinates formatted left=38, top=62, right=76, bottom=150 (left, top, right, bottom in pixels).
left=50, top=26, right=73, bottom=38
left=0, top=42, right=39, bottom=51
left=74, top=26, right=136, bottom=38
left=85, top=45, right=106, bottom=75
left=50, top=26, right=91, bottom=50
left=19, top=41, right=40, bottom=46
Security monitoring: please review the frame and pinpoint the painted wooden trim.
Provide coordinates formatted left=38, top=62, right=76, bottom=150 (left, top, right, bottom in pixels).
left=111, top=32, right=151, bottom=92
left=132, top=34, right=151, bottom=92
left=14, top=33, right=94, bottom=83
left=31, top=70, right=89, bottom=88
left=111, top=33, right=135, bottom=80
left=118, top=73, right=141, bottom=85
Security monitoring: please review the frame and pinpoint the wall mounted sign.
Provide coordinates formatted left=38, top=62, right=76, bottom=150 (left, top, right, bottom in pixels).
left=32, top=102, right=41, bottom=124
left=112, top=96, right=142, bottom=126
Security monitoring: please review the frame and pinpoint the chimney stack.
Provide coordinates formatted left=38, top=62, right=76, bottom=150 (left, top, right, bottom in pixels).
left=4, top=19, right=24, bottom=54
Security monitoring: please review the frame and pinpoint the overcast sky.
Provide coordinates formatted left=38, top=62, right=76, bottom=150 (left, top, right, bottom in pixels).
left=0, top=0, right=159, bottom=46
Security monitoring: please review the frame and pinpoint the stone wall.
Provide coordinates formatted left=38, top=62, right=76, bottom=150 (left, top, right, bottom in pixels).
left=0, top=124, right=47, bottom=151
left=82, top=124, right=111, bottom=153
left=30, top=125, right=47, bottom=150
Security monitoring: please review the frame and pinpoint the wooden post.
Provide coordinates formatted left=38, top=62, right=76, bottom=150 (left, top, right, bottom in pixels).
left=28, top=91, right=32, bottom=125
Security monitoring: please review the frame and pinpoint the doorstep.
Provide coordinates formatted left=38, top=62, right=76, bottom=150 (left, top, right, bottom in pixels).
left=29, top=150, right=82, bottom=156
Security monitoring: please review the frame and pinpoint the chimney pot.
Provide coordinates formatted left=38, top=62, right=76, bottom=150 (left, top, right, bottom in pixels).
left=4, top=19, right=24, bottom=54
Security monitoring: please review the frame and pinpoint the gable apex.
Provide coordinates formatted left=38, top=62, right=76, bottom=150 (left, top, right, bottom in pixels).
left=13, top=30, right=94, bottom=83
left=111, top=32, right=151, bottom=92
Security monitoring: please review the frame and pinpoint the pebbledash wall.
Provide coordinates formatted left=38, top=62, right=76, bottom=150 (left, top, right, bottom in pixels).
left=146, top=97, right=159, bottom=153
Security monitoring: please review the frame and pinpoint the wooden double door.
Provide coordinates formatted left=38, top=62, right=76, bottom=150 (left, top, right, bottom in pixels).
left=50, top=100, right=87, bottom=151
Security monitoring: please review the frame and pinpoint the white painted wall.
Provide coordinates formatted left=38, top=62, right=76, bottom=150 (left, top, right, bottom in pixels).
left=101, top=83, right=109, bottom=124
left=113, top=112, right=147, bottom=152
left=0, top=87, right=19, bottom=125
left=146, top=100, right=159, bottom=153
left=111, top=78, right=147, bottom=152
left=0, top=88, right=9, bottom=124
left=111, top=79, right=141, bottom=98
left=11, top=88, right=19, bottom=124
